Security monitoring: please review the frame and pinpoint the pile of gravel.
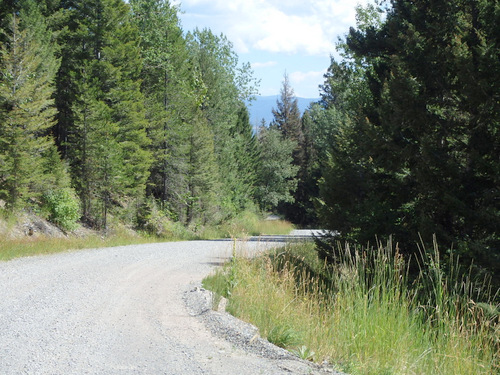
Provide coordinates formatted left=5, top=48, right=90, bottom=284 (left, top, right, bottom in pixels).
left=184, top=285, right=344, bottom=374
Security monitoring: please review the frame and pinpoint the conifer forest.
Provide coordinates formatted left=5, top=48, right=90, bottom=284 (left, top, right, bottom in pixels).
left=0, top=1, right=498, bottom=282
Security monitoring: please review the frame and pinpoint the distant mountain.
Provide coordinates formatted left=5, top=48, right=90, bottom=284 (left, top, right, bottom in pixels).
left=246, top=95, right=319, bottom=130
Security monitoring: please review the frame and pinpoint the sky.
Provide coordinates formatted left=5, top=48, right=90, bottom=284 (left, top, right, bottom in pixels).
left=171, top=0, right=371, bottom=98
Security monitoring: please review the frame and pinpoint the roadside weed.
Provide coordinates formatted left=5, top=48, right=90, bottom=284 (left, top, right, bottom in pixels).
left=291, top=345, right=316, bottom=361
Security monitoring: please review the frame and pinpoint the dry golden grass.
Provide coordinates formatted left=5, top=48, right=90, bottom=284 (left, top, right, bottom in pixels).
left=0, top=231, right=159, bottom=261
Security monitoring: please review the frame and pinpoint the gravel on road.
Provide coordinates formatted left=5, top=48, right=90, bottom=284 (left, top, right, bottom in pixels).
left=0, top=239, right=338, bottom=374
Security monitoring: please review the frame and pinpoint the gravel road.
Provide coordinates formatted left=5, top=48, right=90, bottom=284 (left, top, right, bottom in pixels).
left=0, top=239, right=337, bottom=375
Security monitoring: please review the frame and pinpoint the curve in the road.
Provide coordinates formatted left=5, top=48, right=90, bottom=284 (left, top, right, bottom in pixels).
left=0, top=239, right=333, bottom=375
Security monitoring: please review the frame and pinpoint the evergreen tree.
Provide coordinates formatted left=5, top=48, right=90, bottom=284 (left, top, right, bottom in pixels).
left=316, top=1, right=499, bottom=277
left=53, top=0, right=151, bottom=227
left=0, top=12, right=60, bottom=209
left=0, top=1, right=16, bottom=44
left=129, top=0, right=197, bottom=220
left=230, top=105, right=260, bottom=209
left=70, top=70, right=120, bottom=227
left=272, top=73, right=303, bottom=149
left=271, top=73, right=307, bottom=222
left=292, top=109, right=320, bottom=225
left=184, top=117, right=219, bottom=225
left=187, top=28, right=259, bottom=218
left=347, top=0, right=499, bottom=259
left=255, top=125, right=299, bottom=211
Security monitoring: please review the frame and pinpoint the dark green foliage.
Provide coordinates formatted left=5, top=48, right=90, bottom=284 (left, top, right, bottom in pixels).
left=129, top=0, right=192, bottom=215
left=52, top=0, right=151, bottom=228
left=272, top=73, right=303, bottom=149
left=255, top=125, right=299, bottom=211
left=0, top=11, right=60, bottom=209
left=271, top=74, right=317, bottom=224
left=41, top=145, right=73, bottom=191
left=187, top=28, right=260, bottom=219
left=184, top=118, right=219, bottom=225
left=230, top=105, right=260, bottom=207
left=70, top=76, right=121, bottom=227
left=291, top=110, right=320, bottom=226
left=315, top=1, right=499, bottom=279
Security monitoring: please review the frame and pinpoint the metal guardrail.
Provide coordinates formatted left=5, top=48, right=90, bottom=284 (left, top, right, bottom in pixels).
left=245, top=230, right=336, bottom=243
left=247, top=235, right=316, bottom=242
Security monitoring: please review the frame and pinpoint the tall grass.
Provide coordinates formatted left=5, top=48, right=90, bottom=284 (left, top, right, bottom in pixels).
left=203, top=240, right=499, bottom=374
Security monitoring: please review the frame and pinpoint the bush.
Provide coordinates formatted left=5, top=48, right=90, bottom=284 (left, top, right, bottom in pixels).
left=136, top=200, right=193, bottom=240
left=43, top=188, right=80, bottom=231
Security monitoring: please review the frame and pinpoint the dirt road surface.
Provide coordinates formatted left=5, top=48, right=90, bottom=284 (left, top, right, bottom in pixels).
left=0, top=239, right=335, bottom=374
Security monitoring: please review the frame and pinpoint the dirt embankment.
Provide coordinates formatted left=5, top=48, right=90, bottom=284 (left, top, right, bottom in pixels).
left=0, top=206, right=95, bottom=241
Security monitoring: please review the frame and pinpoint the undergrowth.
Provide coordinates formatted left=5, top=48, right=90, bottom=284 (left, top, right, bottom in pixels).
left=202, top=240, right=499, bottom=375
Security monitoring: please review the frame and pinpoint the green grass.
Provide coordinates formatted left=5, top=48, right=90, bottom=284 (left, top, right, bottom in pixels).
left=0, top=211, right=293, bottom=262
left=203, top=240, right=499, bottom=374
left=0, top=230, right=162, bottom=261
left=199, top=211, right=293, bottom=239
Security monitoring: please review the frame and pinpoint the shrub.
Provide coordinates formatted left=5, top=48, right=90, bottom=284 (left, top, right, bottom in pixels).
left=43, top=188, right=80, bottom=231
left=136, top=199, right=193, bottom=240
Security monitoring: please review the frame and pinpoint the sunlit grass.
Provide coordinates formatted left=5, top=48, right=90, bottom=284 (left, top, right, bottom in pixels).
left=203, top=240, right=499, bottom=375
left=253, top=218, right=294, bottom=235
left=0, top=211, right=293, bottom=261
left=198, top=211, right=293, bottom=239
left=0, top=230, right=161, bottom=261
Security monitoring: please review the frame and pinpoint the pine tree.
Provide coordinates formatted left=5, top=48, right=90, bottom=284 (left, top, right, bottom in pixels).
left=184, top=117, right=219, bottom=225
left=272, top=73, right=303, bottom=149
left=316, top=1, right=499, bottom=276
left=70, top=70, right=121, bottom=227
left=345, top=0, right=499, bottom=257
left=231, top=105, right=259, bottom=203
left=129, top=0, right=194, bottom=216
left=186, top=28, right=259, bottom=219
left=53, top=0, right=151, bottom=227
left=0, top=13, right=60, bottom=209
left=292, top=109, right=320, bottom=225
left=271, top=73, right=306, bottom=222
left=255, top=125, right=299, bottom=211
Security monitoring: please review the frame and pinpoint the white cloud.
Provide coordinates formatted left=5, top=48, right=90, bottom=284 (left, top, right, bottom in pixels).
left=178, top=0, right=372, bottom=56
left=251, top=61, right=278, bottom=69
left=289, top=69, right=327, bottom=97
left=290, top=70, right=326, bottom=84
left=252, top=11, right=333, bottom=55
